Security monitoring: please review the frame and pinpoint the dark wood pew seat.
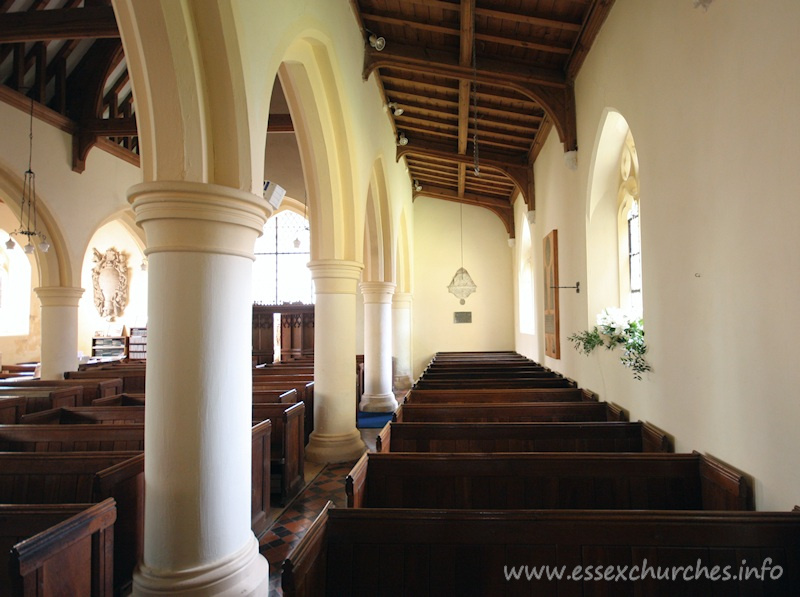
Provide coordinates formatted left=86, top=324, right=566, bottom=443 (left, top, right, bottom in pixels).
left=282, top=504, right=800, bottom=597
left=0, top=396, right=26, bottom=423
left=403, top=387, right=589, bottom=403
left=0, top=386, right=81, bottom=415
left=0, top=378, right=123, bottom=406
left=252, top=402, right=306, bottom=505
left=92, top=393, right=145, bottom=406
left=0, top=452, right=142, bottom=594
left=394, top=401, right=627, bottom=423
left=65, top=369, right=144, bottom=393
left=346, top=452, right=752, bottom=511
left=376, top=420, right=672, bottom=453
left=2, top=499, right=116, bottom=597
left=0, top=420, right=273, bottom=539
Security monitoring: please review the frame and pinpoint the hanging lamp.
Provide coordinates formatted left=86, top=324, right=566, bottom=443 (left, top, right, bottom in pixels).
left=447, top=201, right=477, bottom=305
left=447, top=34, right=479, bottom=304
left=7, top=96, right=49, bottom=254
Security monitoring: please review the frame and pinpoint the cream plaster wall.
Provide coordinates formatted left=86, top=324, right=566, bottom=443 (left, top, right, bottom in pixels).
left=78, top=221, right=148, bottom=358
left=413, top=197, right=514, bottom=378
left=0, top=101, right=142, bottom=286
left=523, top=0, right=800, bottom=510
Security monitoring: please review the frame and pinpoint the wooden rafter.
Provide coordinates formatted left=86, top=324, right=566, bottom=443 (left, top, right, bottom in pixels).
left=0, top=6, right=118, bottom=43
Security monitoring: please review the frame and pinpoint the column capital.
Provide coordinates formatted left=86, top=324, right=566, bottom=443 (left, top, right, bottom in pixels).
left=359, top=281, right=396, bottom=304
left=392, top=292, right=413, bottom=308
left=308, top=260, right=363, bottom=294
left=128, top=181, right=270, bottom=259
left=34, top=286, right=85, bottom=307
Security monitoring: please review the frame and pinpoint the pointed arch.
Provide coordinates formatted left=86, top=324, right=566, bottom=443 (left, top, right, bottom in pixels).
left=278, top=34, right=360, bottom=263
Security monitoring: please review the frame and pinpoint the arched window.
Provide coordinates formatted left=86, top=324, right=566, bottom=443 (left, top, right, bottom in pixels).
left=617, top=131, right=643, bottom=316
left=0, top=232, right=32, bottom=336
left=518, top=217, right=535, bottom=334
left=253, top=210, right=313, bottom=304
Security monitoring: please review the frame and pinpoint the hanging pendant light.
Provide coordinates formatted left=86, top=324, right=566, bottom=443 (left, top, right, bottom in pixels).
left=8, top=96, right=49, bottom=254
left=447, top=201, right=477, bottom=305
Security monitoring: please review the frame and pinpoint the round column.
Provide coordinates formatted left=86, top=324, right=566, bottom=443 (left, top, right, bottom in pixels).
left=359, top=281, right=397, bottom=412
left=128, top=181, right=270, bottom=597
left=306, top=259, right=366, bottom=463
left=34, top=286, right=84, bottom=380
left=392, top=292, right=413, bottom=391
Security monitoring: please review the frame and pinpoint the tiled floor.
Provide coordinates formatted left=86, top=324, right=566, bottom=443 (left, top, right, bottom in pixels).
left=260, top=428, right=379, bottom=596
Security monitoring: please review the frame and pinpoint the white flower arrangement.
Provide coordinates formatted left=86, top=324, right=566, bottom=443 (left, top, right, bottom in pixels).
left=568, top=308, right=651, bottom=380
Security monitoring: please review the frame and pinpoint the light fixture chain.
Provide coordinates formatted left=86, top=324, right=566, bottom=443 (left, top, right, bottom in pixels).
left=472, top=34, right=480, bottom=176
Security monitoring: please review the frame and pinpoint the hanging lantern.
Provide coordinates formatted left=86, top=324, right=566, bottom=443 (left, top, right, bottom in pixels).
left=448, top=267, right=476, bottom=305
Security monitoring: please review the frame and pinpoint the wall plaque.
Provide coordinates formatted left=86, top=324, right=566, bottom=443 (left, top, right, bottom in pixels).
left=453, top=311, right=472, bottom=324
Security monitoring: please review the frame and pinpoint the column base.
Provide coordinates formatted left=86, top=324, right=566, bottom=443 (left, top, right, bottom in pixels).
left=132, top=535, right=269, bottom=596
left=305, top=429, right=366, bottom=463
left=359, top=392, right=398, bottom=413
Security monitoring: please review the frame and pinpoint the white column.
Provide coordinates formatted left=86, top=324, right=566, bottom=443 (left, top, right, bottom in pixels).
left=129, top=181, right=270, bottom=597
left=34, top=287, right=84, bottom=379
left=359, top=281, right=397, bottom=412
left=392, top=292, right=413, bottom=390
left=306, top=260, right=366, bottom=463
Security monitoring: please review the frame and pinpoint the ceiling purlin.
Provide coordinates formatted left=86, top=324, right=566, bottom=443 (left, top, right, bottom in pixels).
left=457, top=0, right=475, bottom=199
left=0, top=6, right=118, bottom=43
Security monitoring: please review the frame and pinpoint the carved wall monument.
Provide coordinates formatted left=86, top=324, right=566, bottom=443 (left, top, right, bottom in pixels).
left=92, top=247, right=129, bottom=320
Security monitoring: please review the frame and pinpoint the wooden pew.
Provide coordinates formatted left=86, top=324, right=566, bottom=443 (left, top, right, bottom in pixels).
left=283, top=504, right=800, bottom=597
left=253, top=383, right=314, bottom=443
left=345, top=452, right=752, bottom=511
left=65, top=369, right=145, bottom=393
left=0, top=452, right=143, bottom=594
left=4, top=500, right=116, bottom=597
left=252, top=402, right=305, bottom=504
left=0, top=420, right=273, bottom=539
left=0, top=387, right=80, bottom=415
left=21, top=406, right=147, bottom=425
left=376, top=421, right=672, bottom=453
left=403, top=387, right=589, bottom=403
left=394, top=401, right=627, bottom=423
left=92, top=393, right=145, bottom=406
left=412, top=377, right=577, bottom=390
left=0, top=396, right=26, bottom=423
left=252, top=388, right=299, bottom=404
left=1, top=378, right=124, bottom=406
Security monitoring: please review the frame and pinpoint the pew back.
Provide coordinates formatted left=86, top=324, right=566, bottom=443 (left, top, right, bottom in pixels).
left=346, top=452, right=752, bottom=511
left=283, top=505, right=800, bottom=597
left=394, top=401, right=627, bottom=423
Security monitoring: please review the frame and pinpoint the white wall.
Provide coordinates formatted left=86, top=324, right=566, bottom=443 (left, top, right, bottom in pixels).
left=78, top=221, right=148, bottom=357
left=526, top=0, right=800, bottom=510
left=413, top=196, right=514, bottom=377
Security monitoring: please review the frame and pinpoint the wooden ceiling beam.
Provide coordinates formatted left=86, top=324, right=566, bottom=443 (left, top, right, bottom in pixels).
left=415, top=183, right=514, bottom=236
left=0, top=6, right=119, bottom=43
left=475, top=6, right=582, bottom=32
left=80, top=116, right=137, bottom=136
left=365, top=43, right=577, bottom=150
left=365, top=43, right=566, bottom=89
left=388, top=90, right=543, bottom=124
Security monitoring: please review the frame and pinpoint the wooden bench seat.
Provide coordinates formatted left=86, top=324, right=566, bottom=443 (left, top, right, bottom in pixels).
left=65, top=369, right=144, bottom=393
left=283, top=504, right=800, bottom=597
left=394, top=401, right=627, bottom=423
left=0, top=420, right=273, bottom=538
left=21, top=406, right=147, bottom=425
left=0, top=452, right=143, bottom=594
left=412, top=377, right=577, bottom=390
left=345, top=452, right=752, bottom=511
left=91, top=393, right=145, bottom=406
left=252, top=402, right=305, bottom=504
left=376, top=421, right=671, bottom=453
left=253, top=381, right=314, bottom=443
left=0, top=386, right=81, bottom=415
left=403, top=387, right=589, bottom=403
left=0, top=396, right=26, bottom=424
left=0, top=379, right=123, bottom=406
left=2, top=499, right=116, bottom=597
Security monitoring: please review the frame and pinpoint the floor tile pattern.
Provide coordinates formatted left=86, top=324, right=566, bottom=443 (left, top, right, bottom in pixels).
left=260, top=461, right=354, bottom=596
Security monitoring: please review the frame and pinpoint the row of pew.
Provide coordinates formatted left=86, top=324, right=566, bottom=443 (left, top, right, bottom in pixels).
left=283, top=350, right=800, bottom=596
left=0, top=357, right=315, bottom=596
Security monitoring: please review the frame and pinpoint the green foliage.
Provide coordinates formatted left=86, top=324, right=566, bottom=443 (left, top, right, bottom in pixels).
left=568, top=309, right=652, bottom=381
